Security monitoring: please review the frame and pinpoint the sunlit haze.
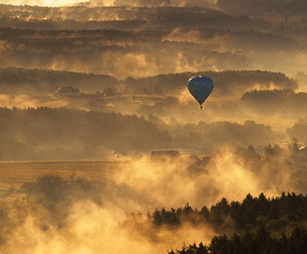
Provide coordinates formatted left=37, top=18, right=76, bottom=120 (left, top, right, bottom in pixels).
left=0, top=0, right=217, bottom=6
left=0, top=0, right=89, bottom=6
left=1, top=0, right=307, bottom=253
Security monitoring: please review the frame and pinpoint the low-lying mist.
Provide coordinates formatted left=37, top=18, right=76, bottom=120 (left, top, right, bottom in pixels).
left=0, top=28, right=305, bottom=79
left=1, top=143, right=307, bottom=253
left=0, top=3, right=306, bottom=79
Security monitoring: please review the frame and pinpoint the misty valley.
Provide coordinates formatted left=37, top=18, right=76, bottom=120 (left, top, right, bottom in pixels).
left=0, top=0, right=307, bottom=253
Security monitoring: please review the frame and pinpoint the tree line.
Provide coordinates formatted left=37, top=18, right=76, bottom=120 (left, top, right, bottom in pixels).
left=152, top=192, right=307, bottom=233
left=0, top=4, right=259, bottom=31
left=0, top=106, right=304, bottom=161
left=156, top=193, right=307, bottom=253
left=0, top=107, right=172, bottom=160
left=0, top=66, right=117, bottom=94
left=0, top=107, right=287, bottom=160
left=169, top=226, right=307, bottom=254
left=217, top=0, right=307, bottom=15
left=0, top=67, right=295, bottom=96
left=124, top=70, right=296, bottom=97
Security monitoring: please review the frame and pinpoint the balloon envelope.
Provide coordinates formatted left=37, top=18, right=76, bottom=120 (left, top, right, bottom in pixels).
left=187, top=76, right=213, bottom=107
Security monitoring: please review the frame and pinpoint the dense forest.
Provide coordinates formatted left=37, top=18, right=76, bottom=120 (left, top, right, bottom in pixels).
left=170, top=227, right=307, bottom=254
left=152, top=193, right=307, bottom=233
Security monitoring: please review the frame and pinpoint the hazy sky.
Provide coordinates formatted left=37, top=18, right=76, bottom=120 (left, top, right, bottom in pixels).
left=0, top=0, right=216, bottom=7
left=0, top=0, right=90, bottom=6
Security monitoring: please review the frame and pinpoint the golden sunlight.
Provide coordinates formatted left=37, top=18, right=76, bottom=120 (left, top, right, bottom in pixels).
left=0, top=0, right=89, bottom=6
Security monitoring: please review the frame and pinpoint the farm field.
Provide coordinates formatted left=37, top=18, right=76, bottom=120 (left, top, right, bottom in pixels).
left=0, top=160, right=126, bottom=190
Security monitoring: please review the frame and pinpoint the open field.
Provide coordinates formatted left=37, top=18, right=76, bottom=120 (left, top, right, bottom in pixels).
left=0, top=160, right=126, bottom=189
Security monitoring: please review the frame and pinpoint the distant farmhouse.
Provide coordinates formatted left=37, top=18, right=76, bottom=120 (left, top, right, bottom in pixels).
left=55, top=86, right=80, bottom=97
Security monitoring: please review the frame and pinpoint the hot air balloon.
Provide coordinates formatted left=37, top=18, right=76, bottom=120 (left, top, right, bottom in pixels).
left=187, top=76, right=213, bottom=108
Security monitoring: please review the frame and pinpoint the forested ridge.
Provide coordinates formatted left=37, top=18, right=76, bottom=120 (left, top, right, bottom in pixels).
left=0, top=107, right=290, bottom=159
left=124, top=70, right=296, bottom=96
left=0, top=67, right=117, bottom=94
left=0, top=67, right=295, bottom=95
left=2, top=106, right=307, bottom=160
left=0, top=4, right=258, bottom=30
left=152, top=193, right=307, bottom=233
left=218, top=0, right=307, bottom=15
left=155, top=193, right=307, bottom=253
left=169, top=227, right=307, bottom=254
left=0, top=107, right=172, bottom=159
